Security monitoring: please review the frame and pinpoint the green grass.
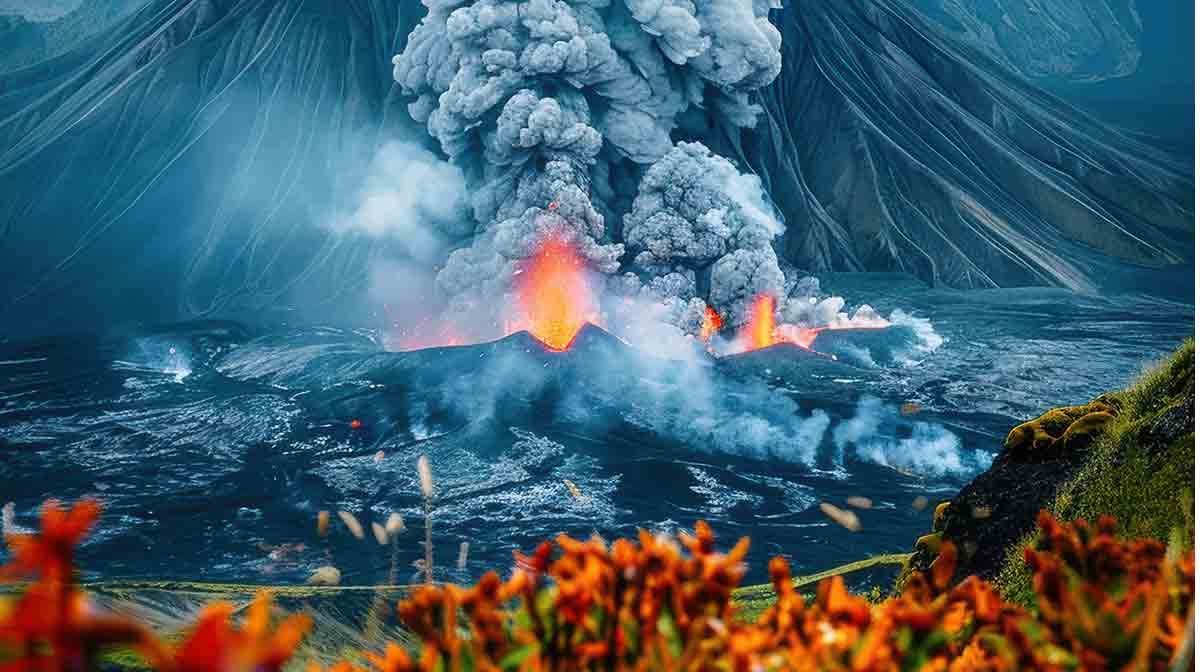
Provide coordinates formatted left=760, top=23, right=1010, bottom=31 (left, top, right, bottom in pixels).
left=731, top=553, right=912, bottom=621
left=65, top=581, right=418, bottom=671
left=995, top=340, right=1195, bottom=606
left=70, top=558, right=910, bottom=669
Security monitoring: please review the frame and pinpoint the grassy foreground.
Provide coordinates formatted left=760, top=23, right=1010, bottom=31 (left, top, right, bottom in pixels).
left=730, top=553, right=911, bottom=620
left=1, top=501, right=1194, bottom=671
left=64, top=548, right=912, bottom=641
left=995, top=340, right=1195, bottom=605
left=32, top=551, right=911, bottom=668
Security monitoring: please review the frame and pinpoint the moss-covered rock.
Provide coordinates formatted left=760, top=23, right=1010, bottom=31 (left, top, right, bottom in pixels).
left=904, top=340, right=1194, bottom=589
left=995, top=341, right=1195, bottom=605
left=1002, top=400, right=1117, bottom=460
left=914, top=531, right=944, bottom=555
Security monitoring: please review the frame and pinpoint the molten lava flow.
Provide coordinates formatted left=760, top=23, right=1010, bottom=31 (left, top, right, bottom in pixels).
left=745, top=294, right=778, bottom=349
left=699, top=306, right=723, bottom=342
left=515, top=236, right=596, bottom=350
left=736, top=292, right=895, bottom=353
left=776, top=324, right=821, bottom=349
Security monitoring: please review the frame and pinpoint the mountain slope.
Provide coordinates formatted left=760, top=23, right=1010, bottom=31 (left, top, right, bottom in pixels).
left=912, top=0, right=1143, bottom=83
left=0, top=0, right=1190, bottom=337
left=0, top=0, right=426, bottom=336
left=708, top=0, right=1191, bottom=290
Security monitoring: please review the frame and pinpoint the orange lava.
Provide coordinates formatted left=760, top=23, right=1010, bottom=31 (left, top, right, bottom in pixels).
left=745, top=294, right=778, bottom=349
left=740, top=294, right=822, bottom=351
left=699, top=306, right=723, bottom=342
left=776, top=323, right=822, bottom=349
left=514, top=236, right=597, bottom=350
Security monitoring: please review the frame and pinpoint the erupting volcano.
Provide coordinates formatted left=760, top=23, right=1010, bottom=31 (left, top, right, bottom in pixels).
left=737, top=293, right=890, bottom=353
left=513, top=236, right=599, bottom=351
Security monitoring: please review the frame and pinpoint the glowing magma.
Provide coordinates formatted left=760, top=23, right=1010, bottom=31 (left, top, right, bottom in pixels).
left=745, top=295, right=779, bottom=349
left=739, top=294, right=821, bottom=351
left=514, top=236, right=597, bottom=350
left=700, top=306, right=723, bottom=342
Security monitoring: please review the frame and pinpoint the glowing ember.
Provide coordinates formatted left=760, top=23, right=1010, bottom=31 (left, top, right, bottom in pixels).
left=699, top=306, right=723, bottom=342
left=515, top=236, right=596, bottom=350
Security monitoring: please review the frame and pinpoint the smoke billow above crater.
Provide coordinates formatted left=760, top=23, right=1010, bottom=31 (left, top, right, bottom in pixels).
left=0, top=0, right=1188, bottom=338
left=386, top=0, right=887, bottom=347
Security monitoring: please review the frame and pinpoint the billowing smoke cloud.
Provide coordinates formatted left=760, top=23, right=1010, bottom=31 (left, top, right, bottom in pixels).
left=833, top=397, right=991, bottom=478
left=393, top=0, right=785, bottom=333
left=331, top=141, right=472, bottom=261
left=325, top=140, right=475, bottom=347
left=621, top=141, right=787, bottom=326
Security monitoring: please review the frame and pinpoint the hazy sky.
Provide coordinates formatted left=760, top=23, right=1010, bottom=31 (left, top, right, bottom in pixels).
left=0, top=0, right=84, bottom=22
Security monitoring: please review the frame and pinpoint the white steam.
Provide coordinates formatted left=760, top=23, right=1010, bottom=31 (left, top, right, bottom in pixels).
left=888, top=309, right=945, bottom=361
left=411, top=317, right=980, bottom=481
left=324, top=141, right=475, bottom=346
left=833, top=397, right=990, bottom=478
left=619, top=357, right=834, bottom=463
left=330, top=141, right=471, bottom=260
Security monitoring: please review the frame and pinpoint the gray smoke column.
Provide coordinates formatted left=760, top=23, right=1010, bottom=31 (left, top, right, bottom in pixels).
left=622, top=141, right=787, bottom=327
left=393, top=0, right=785, bottom=333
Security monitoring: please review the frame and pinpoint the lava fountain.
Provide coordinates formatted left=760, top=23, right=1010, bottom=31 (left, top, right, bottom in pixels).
left=738, top=294, right=825, bottom=351
left=746, top=295, right=778, bottom=349
left=514, top=236, right=598, bottom=351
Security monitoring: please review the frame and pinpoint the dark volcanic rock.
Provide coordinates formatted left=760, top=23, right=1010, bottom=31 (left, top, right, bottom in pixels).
left=908, top=394, right=1121, bottom=582
left=921, top=446, right=1086, bottom=582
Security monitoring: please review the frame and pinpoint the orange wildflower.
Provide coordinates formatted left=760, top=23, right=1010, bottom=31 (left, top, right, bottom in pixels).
left=172, top=593, right=311, bottom=672
left=0, top=502, right=1192, bottom=672
left=2, top=500, right=100, bottom=582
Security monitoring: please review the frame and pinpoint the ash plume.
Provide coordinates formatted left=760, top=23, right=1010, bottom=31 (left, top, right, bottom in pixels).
left=393, top=0, right=789, bottom=335
left=622, top=141, right=787, bottom=327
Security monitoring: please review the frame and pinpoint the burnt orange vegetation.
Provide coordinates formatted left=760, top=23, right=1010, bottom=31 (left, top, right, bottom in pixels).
left=0, top=501, right=1193, bottom=671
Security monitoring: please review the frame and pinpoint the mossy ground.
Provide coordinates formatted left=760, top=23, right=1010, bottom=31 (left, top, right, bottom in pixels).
left=995, top=340, right=1195, bottom=606
left=731, top=553, right=911, bottom=621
